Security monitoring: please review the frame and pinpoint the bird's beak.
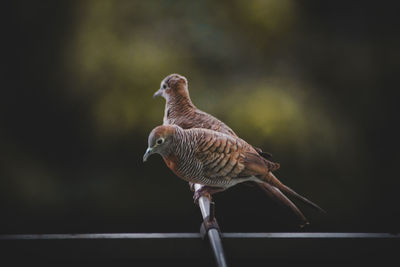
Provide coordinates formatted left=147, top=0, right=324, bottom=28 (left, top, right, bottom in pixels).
left=153, top=88, right=163, bottom=98
left=143, top=147, right=153, bottom=162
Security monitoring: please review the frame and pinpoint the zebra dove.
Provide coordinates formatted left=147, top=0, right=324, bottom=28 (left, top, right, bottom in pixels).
left=153, top=73, right=272, bottom=159
left=153, top=74, right=324, bottom=225
left=143, top=125, right=325, bottom=227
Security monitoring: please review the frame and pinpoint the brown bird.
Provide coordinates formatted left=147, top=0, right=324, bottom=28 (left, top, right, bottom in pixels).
left=153, top=74, right=272, bottom=159
left=143, top=125, right=325, bottom=227
left=153, top=73, right=324, bottom=225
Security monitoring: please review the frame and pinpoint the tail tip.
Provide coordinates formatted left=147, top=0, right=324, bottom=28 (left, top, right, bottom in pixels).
left=299, top=221, right=310, bottom=228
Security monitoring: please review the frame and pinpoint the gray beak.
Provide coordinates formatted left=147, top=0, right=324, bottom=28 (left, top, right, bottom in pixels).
left=143, top=147, right=153, bottom=162
left=153, top=88, right=163, bottom=98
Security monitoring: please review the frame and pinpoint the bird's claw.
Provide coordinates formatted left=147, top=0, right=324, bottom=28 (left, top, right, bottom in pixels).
left=189, top=182, right=195, bottom=192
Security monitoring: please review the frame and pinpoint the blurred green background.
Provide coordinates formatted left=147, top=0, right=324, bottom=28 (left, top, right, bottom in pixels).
left=1, top=0, right=399, bottom=234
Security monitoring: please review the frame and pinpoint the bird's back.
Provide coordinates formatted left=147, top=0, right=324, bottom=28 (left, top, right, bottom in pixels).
left=165, top=105, right=237, bottom=137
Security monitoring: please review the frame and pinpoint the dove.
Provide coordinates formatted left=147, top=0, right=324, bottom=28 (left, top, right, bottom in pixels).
left=153, top=74, right=272, bottom=159
left=153, top=74, right=324, bottom=224
left=143, top=125, right=325, bottom=227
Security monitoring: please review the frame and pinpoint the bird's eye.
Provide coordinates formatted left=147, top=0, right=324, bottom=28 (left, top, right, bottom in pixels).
left=156, top=138, right=164, bottom=145
left=163, top=84, right=167, bottom=89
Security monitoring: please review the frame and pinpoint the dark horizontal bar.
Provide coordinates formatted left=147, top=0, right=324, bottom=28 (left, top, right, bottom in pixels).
left=0, top=232, right=398, bottom=240
left=223, top=232, right=399, bottom=238
left=0, top=233, right=398, bottom=265
left=0, top=233, right=201, bottom=240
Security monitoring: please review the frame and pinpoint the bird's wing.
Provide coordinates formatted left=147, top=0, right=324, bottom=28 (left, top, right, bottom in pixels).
left=238, top=151, right=270, bottom=177
left=194, top=130, right=279, bottom=182
left=180, top=110, right=273, bottom=159
left=193, top=110, right=238, bottom=137
left=252, top=145, right=273, bottom=159
left=194, top=132, right=245, bottom=180
left=239, top=151, right=280, bottom=177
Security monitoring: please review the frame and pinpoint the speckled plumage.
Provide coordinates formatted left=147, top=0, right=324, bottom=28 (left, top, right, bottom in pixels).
left=145, top=125, right=279, bottom=188
left=151, top=74, right=325, bottom=226
left=154, top=74, right=271, bottom=158
left=144, top=125, right=324, bottom=226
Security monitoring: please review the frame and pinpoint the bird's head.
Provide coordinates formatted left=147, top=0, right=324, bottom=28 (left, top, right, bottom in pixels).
left=143, top=125, right=179, bottom=162
left=153, top=74, right=189, bottom=100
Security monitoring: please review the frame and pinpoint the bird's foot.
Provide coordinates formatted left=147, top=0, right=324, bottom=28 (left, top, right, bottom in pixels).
left=189, top=182, right=195, bottom=192
left=193, top=188, right=212, bottom=205
left=299, top=221, right=310, bottom=229
left=193, top=186, right=225, bottom=205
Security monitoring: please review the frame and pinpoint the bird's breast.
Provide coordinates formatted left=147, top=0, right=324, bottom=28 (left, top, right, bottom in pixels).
left=162, top=151, right=205, bottom=184
left=162, top=154, right=181, bottom=177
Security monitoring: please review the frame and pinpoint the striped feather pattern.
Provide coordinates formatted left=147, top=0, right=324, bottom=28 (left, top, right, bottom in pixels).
left=169, top=127, right=276, bottom=188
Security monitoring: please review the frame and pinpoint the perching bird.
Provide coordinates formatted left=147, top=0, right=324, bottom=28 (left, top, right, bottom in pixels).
left=153, top=74, right=272, bottom=159
left=143, top=125, right=325, bottom=227
left=153, top=73, right=324, bottom=225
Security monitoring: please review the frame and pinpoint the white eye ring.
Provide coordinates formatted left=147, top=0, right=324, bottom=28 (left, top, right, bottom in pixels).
left=156, top=138, right=164, bottom=145
left=162, top=84, right=167, bottom=89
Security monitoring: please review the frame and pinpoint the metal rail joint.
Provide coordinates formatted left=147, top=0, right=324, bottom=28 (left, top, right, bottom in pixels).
left=200, top=202, right=220, bottom=240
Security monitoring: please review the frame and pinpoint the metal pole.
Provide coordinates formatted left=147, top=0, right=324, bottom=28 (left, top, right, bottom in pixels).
left=194, top=184, right=228, bottom=267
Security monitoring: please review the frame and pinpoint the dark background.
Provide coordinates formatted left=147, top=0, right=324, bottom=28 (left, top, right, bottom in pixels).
left=1, top=0, right=399, bottom=234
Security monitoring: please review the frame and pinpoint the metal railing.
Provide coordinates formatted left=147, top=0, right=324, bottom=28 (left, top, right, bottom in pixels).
left=194, top=183, right=227, bottom=267
left=1, top=186, right=399, bottom=266
left=1, top=232, right=398, bottom=266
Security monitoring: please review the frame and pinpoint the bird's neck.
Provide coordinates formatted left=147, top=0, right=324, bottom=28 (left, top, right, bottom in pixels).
left=171, top=128, right=193, bottom=158
left=165, top=93, right=196, bottom=115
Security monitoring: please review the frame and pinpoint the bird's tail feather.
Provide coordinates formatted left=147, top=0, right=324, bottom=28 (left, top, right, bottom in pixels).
left=257, top=182, right=309, bottom=227
left=264, top=173, right=326, bottom=213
